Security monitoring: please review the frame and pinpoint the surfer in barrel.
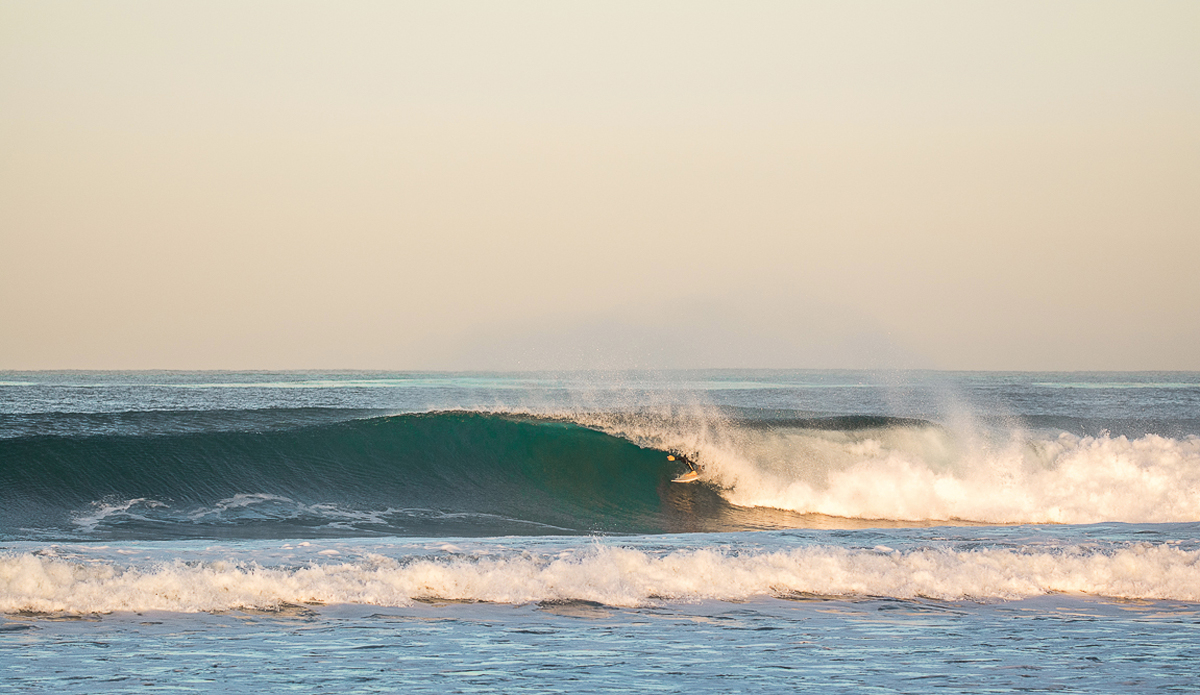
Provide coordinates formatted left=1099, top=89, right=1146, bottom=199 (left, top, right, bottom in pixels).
left=669, top=453, right=700, bottom=483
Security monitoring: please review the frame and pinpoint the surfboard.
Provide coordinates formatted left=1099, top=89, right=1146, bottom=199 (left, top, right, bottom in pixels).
left=671, top=470, right=700, bottom=484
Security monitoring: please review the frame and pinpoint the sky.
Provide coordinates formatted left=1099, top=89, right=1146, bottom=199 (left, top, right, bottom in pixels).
left=2, top=1, right=1198, bottom=371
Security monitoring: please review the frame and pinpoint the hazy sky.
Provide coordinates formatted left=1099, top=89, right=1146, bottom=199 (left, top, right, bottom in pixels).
left=2, top=1, right=1198, bottom=370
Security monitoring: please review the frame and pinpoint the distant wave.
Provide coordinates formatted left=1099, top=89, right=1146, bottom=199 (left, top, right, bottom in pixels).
left=4, top=543, right=1198, bottom=613
left=2, top=409, right=1198, bottom=541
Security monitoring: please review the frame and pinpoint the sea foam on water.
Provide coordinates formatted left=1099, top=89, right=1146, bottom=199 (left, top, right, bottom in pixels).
left=5, top=542, right=1199, bottom=614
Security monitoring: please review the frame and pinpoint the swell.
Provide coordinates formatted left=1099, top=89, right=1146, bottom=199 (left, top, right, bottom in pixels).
left=0, top=407, right=386, bottom=439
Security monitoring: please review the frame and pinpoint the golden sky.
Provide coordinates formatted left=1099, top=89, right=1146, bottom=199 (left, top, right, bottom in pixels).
left=2, top=1, right=1198, bottom=369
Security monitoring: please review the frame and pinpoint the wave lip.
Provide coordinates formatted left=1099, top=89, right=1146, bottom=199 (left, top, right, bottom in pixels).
left=4, top=544, right=1198, bottom=614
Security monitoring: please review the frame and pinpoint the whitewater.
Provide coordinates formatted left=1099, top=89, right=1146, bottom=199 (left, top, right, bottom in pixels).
left=7, top=539, right=1200, bottom=614
left=2, top=370, right=1199, bottom=693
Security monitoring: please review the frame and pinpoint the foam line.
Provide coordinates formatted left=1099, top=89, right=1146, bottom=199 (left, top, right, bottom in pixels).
left=4, top=544, right=1198, bottom=614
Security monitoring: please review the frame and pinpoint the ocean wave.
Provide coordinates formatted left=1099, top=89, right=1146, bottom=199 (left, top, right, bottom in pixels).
left=3, top=410, right=1199, bottom=540
left=0, top=412, right=693, bottom=539
left=3, top=543, right=1198, bottom=614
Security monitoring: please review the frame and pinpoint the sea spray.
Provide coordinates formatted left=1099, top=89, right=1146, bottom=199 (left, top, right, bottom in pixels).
left=561, top=409, right=1200, bottom=525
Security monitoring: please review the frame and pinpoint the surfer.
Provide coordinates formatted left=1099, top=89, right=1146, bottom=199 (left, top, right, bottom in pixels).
left=667, top=453, right=697, bottom=472
left=669, top=454, right=700, bottom=483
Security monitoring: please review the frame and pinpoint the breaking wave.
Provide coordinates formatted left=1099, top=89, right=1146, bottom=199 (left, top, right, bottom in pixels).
left=2, top=409, right=1198, bottom=540
left=3, top=543, right=1198, bottom=614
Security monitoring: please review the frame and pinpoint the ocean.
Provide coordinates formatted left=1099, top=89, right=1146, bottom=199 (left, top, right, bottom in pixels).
left=2, top=370, right=1198, bottom=692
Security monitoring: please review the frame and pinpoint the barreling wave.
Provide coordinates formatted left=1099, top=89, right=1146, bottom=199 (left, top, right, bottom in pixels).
left=0, top=411, right=732, bottom=539
left=4, top=543, right=1199, bottom=613
left=2, top=409, right=1199, bottom=541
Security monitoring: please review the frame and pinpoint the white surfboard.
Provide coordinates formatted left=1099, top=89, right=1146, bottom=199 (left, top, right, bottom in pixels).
left=671, top=470, right=699, bottom=484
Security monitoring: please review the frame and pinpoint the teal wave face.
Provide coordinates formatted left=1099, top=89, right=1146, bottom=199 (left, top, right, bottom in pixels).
left=1, top=412, right=774, bottom=540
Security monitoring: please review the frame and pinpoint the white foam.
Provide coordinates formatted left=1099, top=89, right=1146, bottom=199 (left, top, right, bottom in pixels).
left=3, top=544, right=1197, bottom=614
left=71, top=494, right=573, bottom=534
left=710, top=431, right=1200, bottom=524
left=575, top=409, right=1200, bottom=524
left=71, top=498, right=169, bottom=533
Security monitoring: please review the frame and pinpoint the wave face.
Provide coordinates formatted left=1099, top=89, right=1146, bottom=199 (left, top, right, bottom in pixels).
left=0, top=411, right=761, bottom=540
left=5, top=542, right=1199, bottom=613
